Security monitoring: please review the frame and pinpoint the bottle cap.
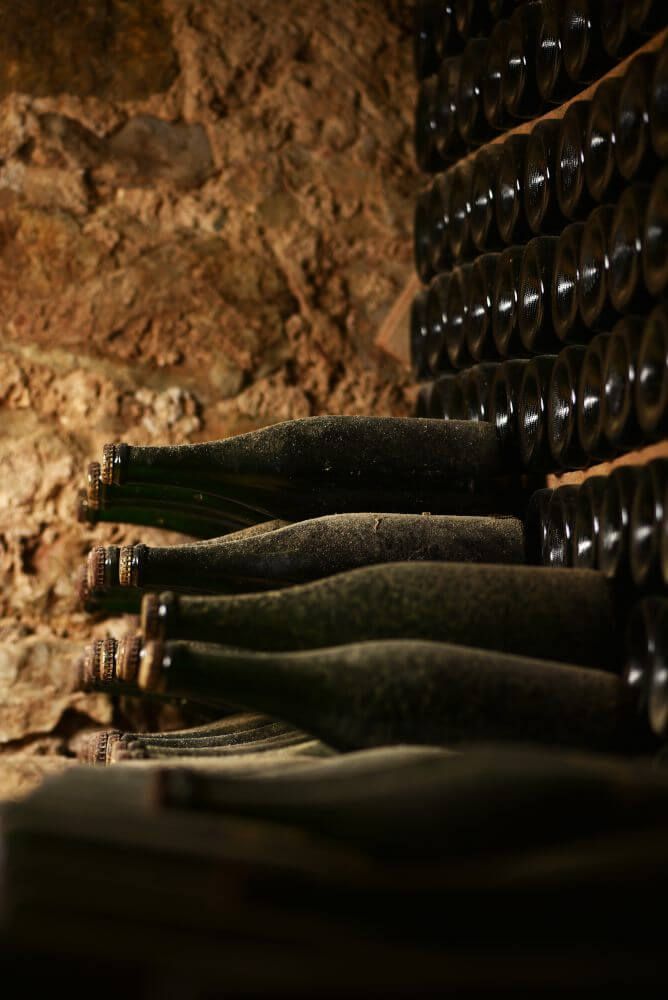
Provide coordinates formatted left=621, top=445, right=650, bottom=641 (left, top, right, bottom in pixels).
left=117, top=635, right=142, bottom=684
left=86, top=462, right=102, bottom=509
left=100, top=637, right=118, bottom=683
left=101, top=444, right=117, bottom=486
left=82, top=640, right=104, bottom=685
left=86, top=547, right=107, bottom=592
left=119, top=545, right=142, bottom=588
left=80, top=730, right=122, bottom=765
left=138, top=641, right=165, bottom=692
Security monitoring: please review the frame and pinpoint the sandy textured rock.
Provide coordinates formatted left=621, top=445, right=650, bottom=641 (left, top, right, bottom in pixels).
left=0, top=0, right=415, bottom=798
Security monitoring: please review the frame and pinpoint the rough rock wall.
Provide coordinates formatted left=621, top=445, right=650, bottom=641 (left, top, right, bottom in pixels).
left=0, top=0, right=417, bottom=798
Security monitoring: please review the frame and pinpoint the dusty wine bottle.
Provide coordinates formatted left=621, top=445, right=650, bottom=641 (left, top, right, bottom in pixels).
left=552, top=221, right=586, bottom=342
left=544, top=485, right=579, bottom=568
left=598, top=465, right=640, bottom=581
left=642, top=166, right=668, bottom=298
left=635, top=304, right=667, bottom=440
left=503, top=2, right=542, bottom=120
left=577, top=333, right=617, bottom=462
left=548, top=344, right=588, bottom=469
left=518, top=236, right=562, bottom=353
left=556, top=101, right=595, bottom=221
left=525, top=486, right=555, bottom=564
left=584, top=78, right=623, bottom=203
left=428, top=170, right=455, bottom=272
left=410, top=289, right=432, bottom=380
left=496, top=134, right=531, bottom=244
left=470, top=146, right=505, bottom=251
left=562, top=0, right=614, bottom=84
left=425, top=272, right=452, bottom=373
left=600, top=0, right=635, bottom=58
left=466, top=252, right=499, bottom=360
left=435, top=58, right=466, bottom=163
left=578, top=204, right=618, bottom=332
left=536, top=0, right=574, bottom=105
left=456, top=37, right=492, bottom=146
left=415, top=1, right=459, bottom=79
left=615, top=52, right=658, bottom=182
left=140, top=561, right=623, bottom=669
left=608, top=182, right=652, bottom=314
left=482, top=19, right=514, bottom=131
left=75, top=563, right=142, bottom=616
left=629, top=459, right=668, bottom=589
left=137, top=637, right=642, bottom=753
left=415, top=75, right=440, bottom=173
left=573, top=475, right=608, bottom=570
left=602, top=315, right=645, bottom=448
left=444, top=264, right=472, bottom=367
left=447, top=164, right=474, bottom=262
left=113, top=513, right=527, bottom=596
left=457, top=363, right=499, bottom=422
left=518, top=354, right=559, bottom=469
left=492, top=244, right=526, bottom=357
left=489, top=359, right=529, bottom=461
left=524, top=119, right=562, bottom=235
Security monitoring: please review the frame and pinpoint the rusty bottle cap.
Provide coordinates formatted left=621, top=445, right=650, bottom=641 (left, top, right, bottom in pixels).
left=80, top=729, right=123, bottom=765
left=86, top=461, right=102, bottom=509
left=82, top=640, right=104, bottom=686
left=117, top=635, right=142, bottom=684
left=86, top=545, right=120, bottom=592
left=100, top=637, right=118, bottom=683
left=119, top=544, right=144, bottom=588
left=138, top=640, right=166, bottom=692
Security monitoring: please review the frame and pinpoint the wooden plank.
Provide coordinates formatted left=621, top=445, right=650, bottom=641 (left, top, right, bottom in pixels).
left=375, top=27, right=668, bottom=370
left=547, top=441, right=668, bottom=488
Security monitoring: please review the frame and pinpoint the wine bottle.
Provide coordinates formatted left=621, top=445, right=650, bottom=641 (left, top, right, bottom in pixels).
left=431, top=374, right=467, bottom=418
left=444, top=264, right=473, bottom=367
left=584, top=78, right=623, bottom=203
left=548, top=344, right=588, bottom=469
left=629, top=459, right=668, bottom=589
left=489, top=358, right=529, bottom=461
left=496, top=134, right=531, bottom=244
left=112, top=513, right=527, bottom=596
left=492, top=244, right=525, bottom=356
left=642, top=166, right=668, bottom=297
left=577, top=333, right=617, bottom=462
left=75, top=563, right=142, bottom=616
left=415, top=382, right=435, bottom=418
left=525, top=486, right=555, bottom=564
left=635, top=304, right=668, bottom=440
left=415, top=1, right=460, bottom=79
left=524, top=119, right=562, bottom=235
left=414, top=188, right=436, bottom=284
left=601, top=315, right=646, bottom=448
left=76, top=489, right=235, bottom=540
left=615, top=52, right=658, bottom=182
left=503, top=2, right=542, bottom=119
left=573, top=475, right=607, bottom=569
left=415, top=75, right=443, bottom=173
left=447, top=164, right=474, bottom=262
left=434, top=58, right=468, bottom=162
left=609, top=182, right=652, bottom=314
left=600, top=0, right=633, bottom=58
left=470, top=146, right=505, bottom=251
left=624, top=596, right=661, bottom=714
left=140, top=561, right=623, bottom=669
left=578, top=204, right=618, bottom=332
left=561, top=0, right=614, bottom=84
left=552, top=221, right=586, bottom=342
left=518, top=236, right=562, bottom=353
left=628, top=0, right=667, bottom=35
left=428, top=170, right=455, bottom=272
left=466, top=252, right=499, bottom=360
left=646, top=600, right=668, bottom=741
left=598, top=465, right=640, bottom=581
left=650, top=37, right=668, bottom=160
left=426, top=272, right=453, bottom=373
left=518, top=354, right=559, bottom=469
left=454, top=0, right=495, bottom=38
left=482, top=19, right=514, bottom=131
left=411, top=289, right=433, bottom=380
left=544, top=485, right=579, bottom=567
left=536, top=0, right=574, bottom=105
left=456, top=37, right=492, bottom=146
left=137, top=637, right=641, bottom=753
left=458, top=363, right=499, bottom=422
left=556, top=100, right=595, bottom=221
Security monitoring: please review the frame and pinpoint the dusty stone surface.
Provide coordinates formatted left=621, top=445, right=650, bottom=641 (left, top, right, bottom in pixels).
left=0, top=0, right=416, bottom=797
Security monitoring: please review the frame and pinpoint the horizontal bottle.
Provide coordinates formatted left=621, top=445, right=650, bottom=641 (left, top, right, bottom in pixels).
left=577, top=333, right=617, bottom=462
left=119, top=729, right=315, bottom=762
left=113, top=513, right=527, bottom=595
left=518, top=236, right=562, bottom=353
left=561, top=0, right=614, bottom=85
left=470, top=146, right=505, bottom=252
left=536, top=0, right=575, bottom=105
left=585, top=78, right=623, bottom=204
left=651, top=35, right=668, bottom=160
left=444, top=264, right=472, bottom=367
left=489, top=358, right=529, bottom=462
left=456, top=37, right=492, bottom=146
left=598, top=465, right=641, bottom=581
left=525, top=486, right=555, bottom=564
left=410, top=289, right=432, bottom=380
left=457, top=362, right=499, bottom=421
left=544, top=485, right=579, bottom=567
left=578, top=204, right=618, bottom=332
left=434, top=58, right=469, bottom=162
left=414, top=382, right=436, bottom=418
left=414, top=1, right=461, bottom=79
left=608, top=182, right=652, bottom=314
left=601, top=315, right=645, bottom=448
left=432, top=374, right=467, bottom=418
left=628, top=0, right=667, bottom=33
left=415, top=75, right=444, bottom=172
left=616, top=52, right=658, bottom=182
left=101, top=416, right=518, bottom=521
left=556, top=100, right=595, bottom=222
left=428, top=170, right=455, bottom=272
left=414, top=189, right=436, bottom=283
left=600, top=0, right=635, bottom=58
left=492, top=243, right=525, bottom=356
left=426, top=272, right=452, bottom=372
left=482, top=18, right=514, bottom=131
left=551, top=221, right=586, bottom=342
left=642, top=166, right=668, bottom=298
left=138, top=637, right=643, bottom=754
left=447, top=164, right=474, bottom=262
left=548, top=344, right=588, bottom=470
left=629, top=459, right=668, bottom=589
left=496, top=134, right=531, bottom=244
left=517, top=354, right=559, bottom=469
left=140, top=561, right=623, bottom=669
left=466, top=252, right=499, bottom=360
left=635, top=303, right=668, bottom=439
left=629, top=597, right=668, bottom=743
left=573, top=475, right=607, bottom=570
left=502, top=1, right=542, bottom=119
left=524, top=118, right=562, bottom=235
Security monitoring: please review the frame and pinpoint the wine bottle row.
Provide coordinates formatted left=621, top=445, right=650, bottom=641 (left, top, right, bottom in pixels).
left=534, top=460, right=668, bottom=587
left=415, top=306, right=667, bottom=471
left=416, top=4, right=667, bottom=169
left=416, top=132, right=667, bottom=285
